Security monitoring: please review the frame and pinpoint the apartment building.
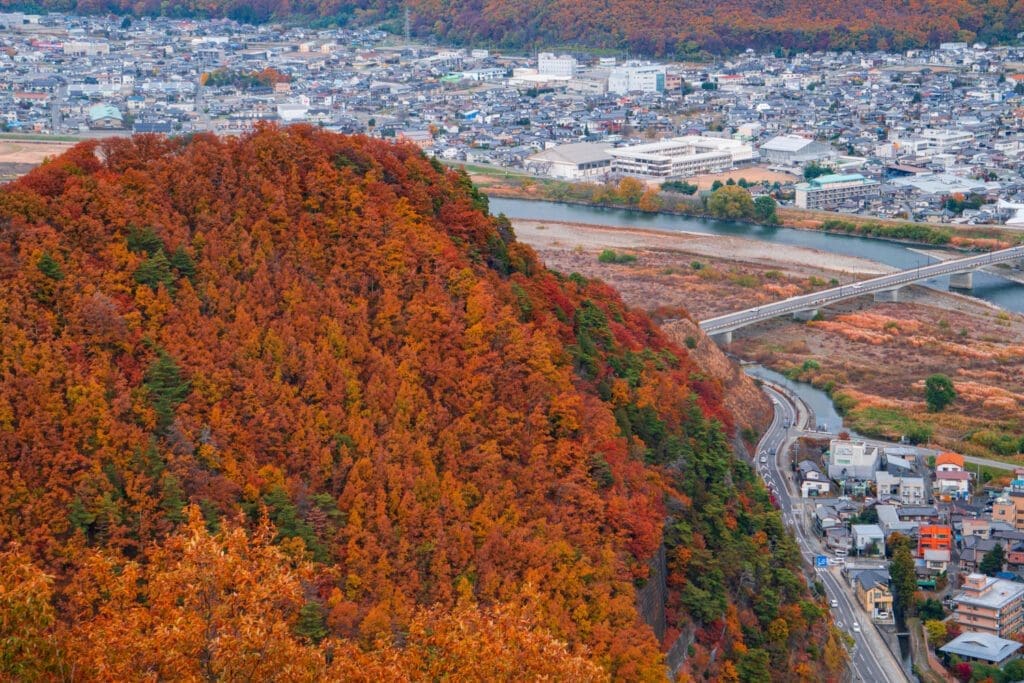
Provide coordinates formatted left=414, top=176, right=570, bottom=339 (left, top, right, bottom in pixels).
left=794, top=173, right=881, bottom=209
left=992, top=485, right=1024, bottom=530
left=537, top=53, right=578, bottom=78
left=608, top=61, right=666, bottom=94
left=919, top=525, right=953, bottom=554
left=952, top=573, right=1024, bottom=637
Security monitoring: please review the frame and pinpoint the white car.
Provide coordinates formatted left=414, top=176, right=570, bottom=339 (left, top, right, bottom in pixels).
left=829, top=599, right=839, bottom=608
left=760, top=455, right=768, bottom=464
left=852, top=622, right=861, bottom=633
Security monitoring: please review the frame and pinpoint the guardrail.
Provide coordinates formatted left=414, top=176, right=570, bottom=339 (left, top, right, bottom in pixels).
left=699, top=245, right=1024, bottom=335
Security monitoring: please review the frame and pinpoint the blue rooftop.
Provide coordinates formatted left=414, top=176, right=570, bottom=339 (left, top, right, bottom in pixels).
left=810, top=173, right=868, bottom=185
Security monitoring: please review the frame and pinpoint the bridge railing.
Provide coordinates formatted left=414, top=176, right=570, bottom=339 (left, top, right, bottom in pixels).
left=699, top=245, right=1024, bottom=333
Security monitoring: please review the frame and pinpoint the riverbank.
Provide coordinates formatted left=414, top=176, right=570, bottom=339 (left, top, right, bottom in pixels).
left=474, top=171, right=1022, bottom=251
left=514, top=218, right=1024, bottom=463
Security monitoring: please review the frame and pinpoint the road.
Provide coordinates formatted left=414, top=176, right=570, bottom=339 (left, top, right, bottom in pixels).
left=51, top=83, right=65, bottom=133
left=700, top=244, right=1024, bottom=335
left=756, top=383, right=911, bottom=683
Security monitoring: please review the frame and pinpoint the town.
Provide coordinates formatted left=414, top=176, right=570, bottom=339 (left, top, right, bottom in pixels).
left=765, top=381, right=1024, bottom=681
left=3, top=9, right=1024, bottom=683
left=6, top=12, right=1024, bottom=225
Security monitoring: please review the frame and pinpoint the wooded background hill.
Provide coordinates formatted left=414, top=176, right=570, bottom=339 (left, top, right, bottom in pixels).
left=0, top=127, right=844, bottom=680
left=4, top=0, right=1020, bottom=55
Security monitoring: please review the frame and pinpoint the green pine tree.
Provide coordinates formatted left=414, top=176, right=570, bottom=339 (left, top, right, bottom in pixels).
left=169, top=246, right=196, bottom=279
left=126, top=227, right=164, bottom=256
left=134, top=250, right=175, bottom=292
left=144, top=350, right=190, bottom=431
left=980, top=544, right=1006, bottom=576
left=36, top=252, right=65, bottom=281
left=294, top=601, right=329, bottom=643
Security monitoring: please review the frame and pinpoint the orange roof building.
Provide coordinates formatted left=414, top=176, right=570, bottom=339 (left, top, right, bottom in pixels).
left=936, top=452, right=965, bottom=471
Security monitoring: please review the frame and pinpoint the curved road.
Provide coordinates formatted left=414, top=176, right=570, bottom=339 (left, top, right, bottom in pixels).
left=755, top=384, right=910, bottom=683
left=702, top=244, right=1024, bottom=335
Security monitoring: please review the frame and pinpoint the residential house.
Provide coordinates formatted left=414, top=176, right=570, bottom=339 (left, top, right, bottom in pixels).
left=935, top=470, right=972, bottom=500
left=936, top=452, right=966, bottom=472
left=852, top=524, right=887, bottom=556
left=961, top=537, right=1000, bottom=574
left=798, top=460, right=830, bottom=497
left=898, top=506, right=941, bottom=524
left=815, top=504, right=841, bottom=533
left=87, top=103, right=123, bottom=129
left=940, top=632, right=1022, bottom=667
left=825, top=526, right=853, bottom=552
left=876, top=504, right=918, bottom=538
left=963, top=518, right=993, bottom=541
left=853, top=569, right=895, bottom=622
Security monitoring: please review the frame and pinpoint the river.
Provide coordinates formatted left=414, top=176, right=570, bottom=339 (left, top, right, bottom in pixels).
left=490, top=197, right=1024, bottom=314
left=743, top=365, right=850, bottom=436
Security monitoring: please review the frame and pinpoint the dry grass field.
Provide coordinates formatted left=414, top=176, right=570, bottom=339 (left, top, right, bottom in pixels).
left=515, top=218, right=1024, bottom=462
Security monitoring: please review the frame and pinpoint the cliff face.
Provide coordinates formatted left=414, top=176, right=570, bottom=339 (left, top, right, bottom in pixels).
left=0, top=126, right=841, bottom=680
left=663, top=318, right=772, bottom=442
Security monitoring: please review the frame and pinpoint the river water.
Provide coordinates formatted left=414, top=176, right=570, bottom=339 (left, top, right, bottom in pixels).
left=490, top=197, right=1024, bottom=313
left=743, top=365, right=850, bottom=435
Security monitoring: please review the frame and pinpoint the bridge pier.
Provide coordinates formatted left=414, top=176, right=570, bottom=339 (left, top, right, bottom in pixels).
left=792, top=309, right=819, bottom=322
left=710, top=330, right=732, bottom=346
left=949, top=270, right=974, bottom=290
left=874, top=287, right=900, bottom=303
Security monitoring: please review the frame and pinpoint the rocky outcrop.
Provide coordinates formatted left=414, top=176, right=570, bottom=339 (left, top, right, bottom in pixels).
left=663, top=319, right=771, bottom=441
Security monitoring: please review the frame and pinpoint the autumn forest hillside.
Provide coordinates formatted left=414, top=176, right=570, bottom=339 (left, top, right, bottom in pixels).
left=0, top=127, right=844, bottom=680
left=4, top=0, right=1023, bottom=55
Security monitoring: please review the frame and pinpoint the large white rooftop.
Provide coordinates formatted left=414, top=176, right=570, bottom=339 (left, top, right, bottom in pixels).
left=527, top=142, right=611, bottom=165
left=941, top=631, right=1022, bottom=663
left=761, top=134, right=818, bottom=152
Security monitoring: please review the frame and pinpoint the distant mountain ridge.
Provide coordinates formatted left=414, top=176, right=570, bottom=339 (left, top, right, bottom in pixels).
left=4, top=0, right=1020, bottom=54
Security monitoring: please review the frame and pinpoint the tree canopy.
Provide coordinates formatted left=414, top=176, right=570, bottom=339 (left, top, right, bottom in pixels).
left=707, top=185, right=756, bottom=220
left=0, top=126, right=842, bottom=680
left=925, top=374, right=957, bottom=412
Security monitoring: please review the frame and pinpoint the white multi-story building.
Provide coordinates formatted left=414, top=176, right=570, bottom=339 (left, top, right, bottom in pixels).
left=827, top=439, right=880, bottom=480
left=537, top=53, right=578, bottom=78
left=608, top=61, right=666, bottom=95
left=63, top=41, right=109, bottom=56
left=607, top=136, right=754, bottom=179
left=794, top=173, right=881, bottom=209
left=920, top=128, right=975, bottom=152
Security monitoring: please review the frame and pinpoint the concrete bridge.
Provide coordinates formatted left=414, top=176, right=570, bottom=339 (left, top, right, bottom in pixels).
left=699, top=244, right=1024, bottom=344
